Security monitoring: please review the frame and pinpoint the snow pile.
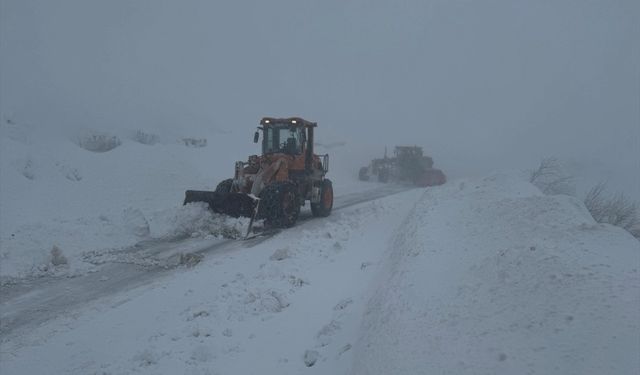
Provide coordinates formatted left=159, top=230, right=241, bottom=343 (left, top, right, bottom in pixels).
left=353, top=174, right=640, bottom=375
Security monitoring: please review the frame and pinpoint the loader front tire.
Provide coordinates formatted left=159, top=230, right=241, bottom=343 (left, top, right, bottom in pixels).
left=259, top=181, right=300, bottom=228
left=215, top=178, right=234, bottom=193
left=311, top=179, right=333, bottom=217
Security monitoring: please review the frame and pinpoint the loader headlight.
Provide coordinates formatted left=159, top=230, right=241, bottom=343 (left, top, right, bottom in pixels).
left=291, top=120, right=297, bottom=124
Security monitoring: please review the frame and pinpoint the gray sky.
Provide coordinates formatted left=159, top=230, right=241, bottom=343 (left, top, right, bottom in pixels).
left=1, top=0, right=638, bottom=196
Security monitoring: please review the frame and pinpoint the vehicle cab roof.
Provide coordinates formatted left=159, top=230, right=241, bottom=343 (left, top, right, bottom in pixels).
left=260, top=117, right=317, bottom=128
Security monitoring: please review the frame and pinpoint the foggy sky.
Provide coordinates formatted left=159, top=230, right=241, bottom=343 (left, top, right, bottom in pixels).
left=1, top=0, right=638, bottom=197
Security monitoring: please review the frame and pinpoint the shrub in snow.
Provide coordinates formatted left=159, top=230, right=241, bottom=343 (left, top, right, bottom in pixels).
left=334, top=298, right=353, bottom=311
left=304, top=350, right=319, bottom=367
left=528, top=157, right=575, bottom=196
left=50, top=245, right=68, bottom=266
left=181, top=137, right=207, bottom=148
left=584, top=182, right=640, bottom=238
left=189, top=310, right=210, bottom=320
left=64, top=167, right=82, bottom=181
left=132, top=130, right=159, bottom=145
left=56, top=163, right=82, bottom=181
left=288, top=275, right=307, bottom=287
left=338, top=344, right=352, bottom=357
left=21, top=158, right=35, bottom=180
left=74, top=132, right=121, bottom=152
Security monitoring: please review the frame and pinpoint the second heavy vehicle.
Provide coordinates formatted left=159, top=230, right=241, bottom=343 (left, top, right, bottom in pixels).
left=359, top=146, right=446, bottom=187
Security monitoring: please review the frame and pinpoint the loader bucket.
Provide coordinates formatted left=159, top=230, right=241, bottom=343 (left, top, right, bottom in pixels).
left=184, top=190, right=259, bottom=218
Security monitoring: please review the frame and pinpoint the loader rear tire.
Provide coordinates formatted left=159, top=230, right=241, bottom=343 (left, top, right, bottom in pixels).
left=258, top=181, right=300, bottom=228
left=215, top=179, right=234, bottom=193
left=311, top=179, right=333, bottom=217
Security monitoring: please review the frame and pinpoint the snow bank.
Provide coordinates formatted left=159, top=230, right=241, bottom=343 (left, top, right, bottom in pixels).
left=353, top=174, right=640, bottom=374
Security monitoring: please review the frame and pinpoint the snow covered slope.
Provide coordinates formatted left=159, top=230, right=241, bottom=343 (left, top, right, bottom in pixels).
left=354, top=174, right=640, bottom=375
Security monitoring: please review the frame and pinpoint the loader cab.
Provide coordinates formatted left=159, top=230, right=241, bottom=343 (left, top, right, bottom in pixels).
left=261, top=125, right=303, bottom=155
left=258, top=117, right=316, bottom=158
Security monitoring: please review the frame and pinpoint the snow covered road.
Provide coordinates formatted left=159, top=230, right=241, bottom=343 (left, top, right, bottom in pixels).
left=1, top=184, right=425, bottom=375
left=0, top=184, right=410, bottom=339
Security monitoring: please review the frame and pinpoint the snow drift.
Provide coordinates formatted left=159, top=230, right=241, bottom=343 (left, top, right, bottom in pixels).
left=353, top=174, right=640, bottom=375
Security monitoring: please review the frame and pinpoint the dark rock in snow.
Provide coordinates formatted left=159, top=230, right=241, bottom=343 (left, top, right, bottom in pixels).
left=304, top=350, right=319, bottom=367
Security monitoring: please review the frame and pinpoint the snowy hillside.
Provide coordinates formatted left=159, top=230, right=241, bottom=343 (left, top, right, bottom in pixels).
left=1, top=162, right=637, bottom=374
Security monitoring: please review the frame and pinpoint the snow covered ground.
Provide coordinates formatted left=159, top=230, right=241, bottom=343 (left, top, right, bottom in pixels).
left=1, top=122, right=638, bottom=374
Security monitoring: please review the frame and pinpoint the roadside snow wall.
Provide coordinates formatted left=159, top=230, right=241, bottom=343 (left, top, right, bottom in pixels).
left=353, top=174, right=640, bottom=375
